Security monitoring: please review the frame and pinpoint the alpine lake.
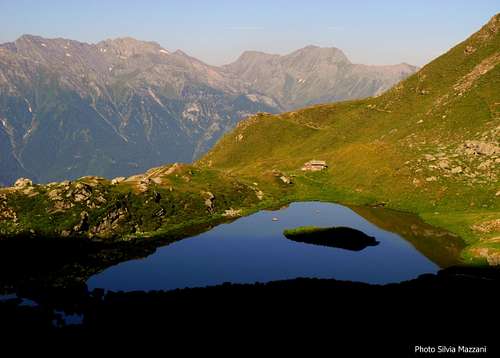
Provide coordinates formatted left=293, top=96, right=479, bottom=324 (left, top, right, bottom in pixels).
left=88, top=202, right=465, bottom=291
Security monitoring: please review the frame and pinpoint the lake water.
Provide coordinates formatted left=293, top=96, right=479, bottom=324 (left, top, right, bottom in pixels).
left=88, top=202, right=452, bottom=291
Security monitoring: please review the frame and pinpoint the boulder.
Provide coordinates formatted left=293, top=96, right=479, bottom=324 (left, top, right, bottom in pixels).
left=164, top=163, right=182, bottom=176
left=279, top=175, right=292, bottom=184
left=22, top=187, right=38, bottom=197
left=464, top=45, right=476, bottom=55
left=223, top=208, right=242, bottom=218
left=472, top=219, right=500, bottom=233
left=47, top=189, right=63, bottom=201
left=437, top=160, right=450, bottom=169
left=52, top=200, right=74, bottom=212
left=60, top=230, right=71, bottom=237
left=203, top=191, right=215, bottom=212
left=91, top=207, right=128, bottom=236
left=14, top=178, right=33, bottom=188
left=463, top=140, right=500, bottom=156
left=137, top=178, right=151, bottom=191
left=73, top=211, right=90, bottom=233
left=0, top=199, right=17, bottom=221
left=477, top=160, right=493, bottom=170
left=151, top=177, right=163, bottom=185
left=73, top=182, right=92, bottom=202
left=60, top=180, right=72, bottom=188
left=111, top=177, right=126, bottom=185
left=470, top=247, right=500, bottom=266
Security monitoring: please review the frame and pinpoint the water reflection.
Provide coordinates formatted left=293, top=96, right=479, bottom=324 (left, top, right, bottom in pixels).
left=88, top=202, right=464, bottom=291
left=351, top=206, right=465, bottom=268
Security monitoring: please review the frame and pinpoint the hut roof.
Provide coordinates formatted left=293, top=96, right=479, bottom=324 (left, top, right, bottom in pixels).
left=307, top=160, right=327, bottom=166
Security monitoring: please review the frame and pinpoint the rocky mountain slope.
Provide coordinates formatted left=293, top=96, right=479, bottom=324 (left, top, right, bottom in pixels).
left=0, top=36, right=416, bottom=185
left=224, top=45, right=417, bottom=109
left=0, top=35, right=280, bottom=185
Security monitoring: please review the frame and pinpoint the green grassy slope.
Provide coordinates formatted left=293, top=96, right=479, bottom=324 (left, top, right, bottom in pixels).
left=200, top=14, right=500, bottom=264
left=0, top=15, right=498, bottom=266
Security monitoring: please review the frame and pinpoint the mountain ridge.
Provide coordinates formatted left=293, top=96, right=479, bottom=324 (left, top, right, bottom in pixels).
left=0, top=35, right=416, bottom=185
left=224, top=45, right=418, bottom=109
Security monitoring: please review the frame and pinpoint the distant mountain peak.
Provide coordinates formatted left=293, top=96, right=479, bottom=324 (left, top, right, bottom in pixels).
left=16, top=34, right=43, bottom=42
left=100, top=36, right=160, bottom=47
left=14, top=34, right=87, bottom=47
left=0, top=34, right=417, bottom=185
left=234, top=50, right=280, bottom=62
left=234, top=45, right=349, bottom=63
left=97, top=37, right=169, bottom=57
left=224, top=44, right=414, bottom=109
left=288, top=45, right=350, bottom=64
left=296, top=44, right=340, bottom=52
left=10, top=35, right=171, bottom=56
left=302, top=44, right=320, bottom=49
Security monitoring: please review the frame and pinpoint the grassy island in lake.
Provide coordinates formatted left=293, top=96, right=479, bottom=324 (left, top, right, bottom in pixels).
left=283, top=226, right=379, bottom=251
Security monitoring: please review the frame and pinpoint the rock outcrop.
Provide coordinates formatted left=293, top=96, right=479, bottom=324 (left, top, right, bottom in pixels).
left=14, top=178, right=33, bottom=188
left=91, top=207, right=129, bottom=238
left=463, top=140, right=500, bottom=156
left=203, top=191, right=215, bottom=213
left=223, top=208, right=242, bottom=218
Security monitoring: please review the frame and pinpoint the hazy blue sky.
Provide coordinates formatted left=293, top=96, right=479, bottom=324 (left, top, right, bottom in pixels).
left=0, top=0, right=498, bottom=66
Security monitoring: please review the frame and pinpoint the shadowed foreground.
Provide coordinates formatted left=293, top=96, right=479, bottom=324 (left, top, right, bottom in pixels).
left=1, top=266, right=499, bottom=355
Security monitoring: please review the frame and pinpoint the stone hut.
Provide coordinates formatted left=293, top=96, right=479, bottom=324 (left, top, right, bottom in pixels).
left=301, top=160, right=328, bottom=171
